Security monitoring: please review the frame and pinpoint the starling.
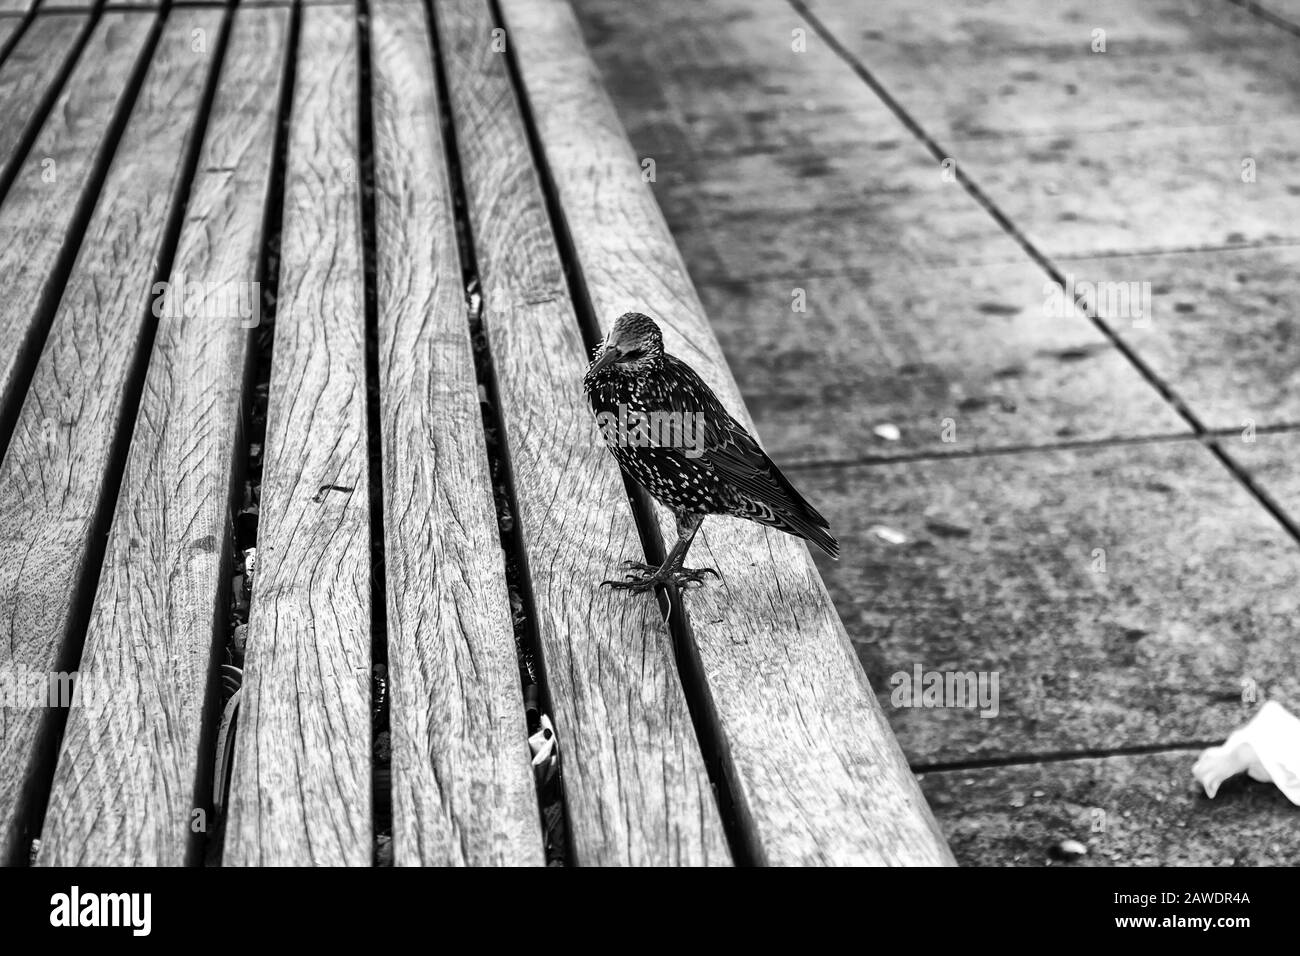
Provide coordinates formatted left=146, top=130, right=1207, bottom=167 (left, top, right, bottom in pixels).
left=584, top=312, right=839, bottom=592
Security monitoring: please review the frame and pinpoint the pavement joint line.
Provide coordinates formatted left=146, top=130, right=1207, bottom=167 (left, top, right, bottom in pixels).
left=911, top=740, right=1220, bottom=775
left=1052, top=237, right=1300, bottom=262
left=689, top=235, right=1300, bottom=290
left=1229, top=0, right=1300, bottom=38
left=782, top=424, right=1300, bottom=473
left=783, top=431, right=1202, bottom=472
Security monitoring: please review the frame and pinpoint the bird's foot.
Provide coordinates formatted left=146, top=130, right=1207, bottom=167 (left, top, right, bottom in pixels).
left=601, top=560, right=720, bottom=592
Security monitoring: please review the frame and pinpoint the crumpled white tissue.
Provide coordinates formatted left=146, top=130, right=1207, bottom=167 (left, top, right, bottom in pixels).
left=1193, top=701, right=1300, bottom=805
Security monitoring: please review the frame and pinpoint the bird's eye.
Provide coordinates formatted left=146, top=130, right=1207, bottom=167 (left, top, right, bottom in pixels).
left=621, top=348, right=645, bottom=361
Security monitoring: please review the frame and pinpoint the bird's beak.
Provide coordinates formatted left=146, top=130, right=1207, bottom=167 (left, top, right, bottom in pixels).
left=589, top=345, right=622, bottom=376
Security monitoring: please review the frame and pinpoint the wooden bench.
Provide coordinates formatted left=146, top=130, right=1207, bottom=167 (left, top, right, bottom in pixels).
left=0, top=0, right=952, bottom=866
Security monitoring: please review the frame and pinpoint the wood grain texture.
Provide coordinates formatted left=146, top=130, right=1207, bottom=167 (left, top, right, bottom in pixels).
left=0, top=12, right=153, bottom=455
left=368, top=0, right=542, bottom=867
left=500, top=0, right=953, bottom=865
left=223, top=4, right=373, bottom=866
left=0, top=10, right=216, bottom=867
left=0, top=15, right=87, bottom=188
left=0, top=10, right=220, bottom=865
left=37, top=7, right=290, bottom=867
left=437, top=0, right=729, bottom=865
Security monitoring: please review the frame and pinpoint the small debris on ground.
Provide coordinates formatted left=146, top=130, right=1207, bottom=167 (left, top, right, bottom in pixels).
left=1050, top=838, right=1088, bottom=861
left=924, top=519, right=971, bottom=538
left=529, top=714, right=557, bottom=778
left=868, top=525, right=908, bottom=545
left=1194, top=701, right=1300, bottom=804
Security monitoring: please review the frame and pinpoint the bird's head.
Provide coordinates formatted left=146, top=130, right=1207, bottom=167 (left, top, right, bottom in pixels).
left=587, top=312, right=664, bottom=379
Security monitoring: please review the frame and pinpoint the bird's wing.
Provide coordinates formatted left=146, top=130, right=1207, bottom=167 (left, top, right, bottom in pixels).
left=660, top=355, right=831, bottom=530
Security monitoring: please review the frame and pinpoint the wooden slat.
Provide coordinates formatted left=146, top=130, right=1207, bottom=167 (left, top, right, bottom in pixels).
left=37, top=7, right=290, bottom=866
left=0, top=0, right=35, bottom=17
left=438, top=0, right=730, bottom=865
left=0, top=17, right=20, bottom=57
left=368, top=2, right=542, bottom=867
left=0, top=10, right=167, bottom=868
left=0, top=12, right=153, bottom=458
left=224, top=3, right=373, bottom=866
left=0, top=15, right=88, bottom=190
left=500, top=0, right=953, bottom=865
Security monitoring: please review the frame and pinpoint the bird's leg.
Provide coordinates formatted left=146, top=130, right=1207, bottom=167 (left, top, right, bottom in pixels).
left=603, top=512, right=719, bottom=592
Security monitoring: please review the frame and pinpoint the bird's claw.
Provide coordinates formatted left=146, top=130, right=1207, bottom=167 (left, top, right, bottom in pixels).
left=600, top=563, right=720, bottom=592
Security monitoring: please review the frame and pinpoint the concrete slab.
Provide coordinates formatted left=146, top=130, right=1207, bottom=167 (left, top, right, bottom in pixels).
left=1217, top=427, right=1300, bottom=518
left=799, top=441, right=1300, bottom=763
left=818, top=0, right=1272, bottom=56
left=1065, top=246, right=1300, bottom=430
left=653, top=145, right=1030, bottom=282
left=804, top=0, right=1300, bottom=138
left=920, top=750, right=1300, bottom=866
left=950, top=122, right=1300, bottom=257
left=695, top=261, right=1188, bottom=464
left=576, top=0, right=1029, bottom=278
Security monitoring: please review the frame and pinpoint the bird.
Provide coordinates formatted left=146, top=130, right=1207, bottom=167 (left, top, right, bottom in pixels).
left=584, top=311, right=839, bottom=592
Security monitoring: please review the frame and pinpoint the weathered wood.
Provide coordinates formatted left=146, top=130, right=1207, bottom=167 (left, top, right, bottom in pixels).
left=37, top=7, right=290, bottom=867
left=34, top=0, right=99, bottom=10
left=437, top=0, right=730, bottom=864
left=501, top=0, right=953, bottom=864
left=223, top=3, right=373, bottom=866
left=0, top=12, right=154, bottom=455
left=0, top=16, right=87, bottom=187
left=367, top=0, right=543, bottom=867
left=0, top=10, right=218, bottom=868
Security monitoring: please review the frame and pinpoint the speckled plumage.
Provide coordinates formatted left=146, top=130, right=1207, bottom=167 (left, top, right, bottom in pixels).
left=585, top=312, right=838, bottom=589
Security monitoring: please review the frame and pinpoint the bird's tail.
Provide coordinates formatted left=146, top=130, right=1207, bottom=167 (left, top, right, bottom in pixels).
left=774, top=506, right=840, bottom=560
left=741, top=491, right=841, bottom=559
left=765, top=461, right=840, bottom=560
left=799, top=520, right=840, bottom=559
